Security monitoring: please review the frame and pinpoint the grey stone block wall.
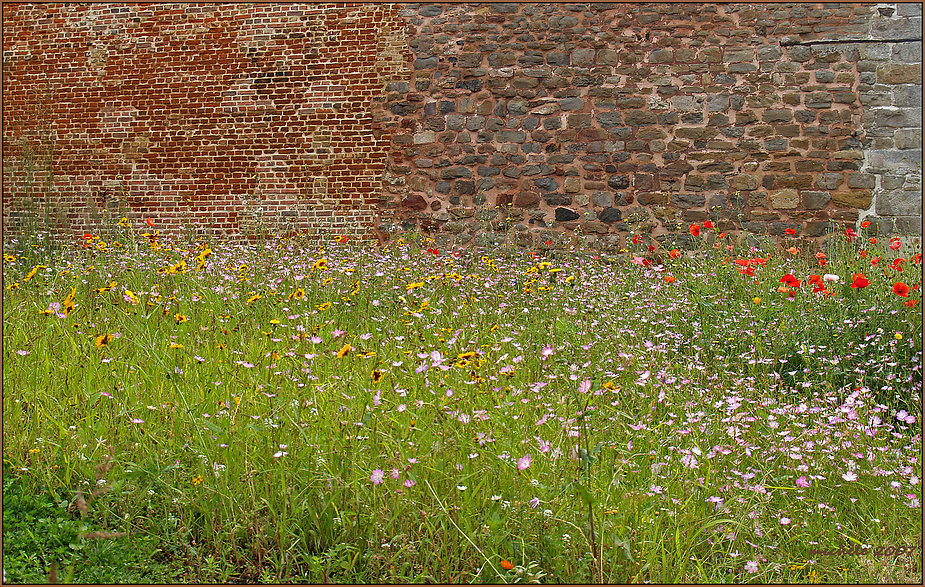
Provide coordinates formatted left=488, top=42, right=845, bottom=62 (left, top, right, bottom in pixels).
left=857, top=3, right=923, bottom=234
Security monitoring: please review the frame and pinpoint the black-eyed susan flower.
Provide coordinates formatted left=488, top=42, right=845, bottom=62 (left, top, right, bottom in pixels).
left=312, top=258, right=329, bottom=272
left=94, top=333, right=114, bottom=348
left=335, top=343, right=351, bottom=358
left=246, top=293, right=262, bottom=304
left=288, top=288, right=305, bottom=300
left=316, top=302, right=331, bottom=311
left=371, top=369, right=383, bottom=383
left=175, top=313, right=188, bottom=324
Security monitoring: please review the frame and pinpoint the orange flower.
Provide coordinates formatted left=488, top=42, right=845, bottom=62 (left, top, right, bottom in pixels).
left=669, top=249, right=680, bottom=259
left=664, top=276, right=676, bottom=284
left=861, top=220, right=871, bottom=228
left=689, top=224, right=701, bottom=237
left=500, top=560, right=515, bottom=571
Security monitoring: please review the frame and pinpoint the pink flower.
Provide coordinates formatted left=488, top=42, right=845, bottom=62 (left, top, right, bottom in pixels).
left=744, top=561, right=758, bottom=573
left=403, top=478, right=415, bottom=488
left=370, top=469, right=385, bottom=485
left=842, top=471, right=858, bottom=482
left=529, top=497, right=540, bottom=508
left=517, top=454, right=532, bottom=470
left=796, top=476, right=810, bottom=488
left=390, top=468, right=401, bottom=479
left=780, top=517, right=791, bottom=525
left=540, top=345, right=554, bottom=360
left=129, top=418, right=144, bottom=424
left=578, top=379, right=591, bottom=394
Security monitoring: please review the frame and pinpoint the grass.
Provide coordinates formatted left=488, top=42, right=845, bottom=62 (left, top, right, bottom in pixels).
left=2, top=222, right=922, bottom=583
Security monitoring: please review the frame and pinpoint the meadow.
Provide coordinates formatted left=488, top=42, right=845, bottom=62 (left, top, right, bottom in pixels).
left=3, top=220, right=922, bottom=583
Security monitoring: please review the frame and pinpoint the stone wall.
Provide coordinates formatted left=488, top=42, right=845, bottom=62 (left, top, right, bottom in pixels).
left=2, top=3, right=408, bottom=240
left=377, top=2, right=922, bottom=249
left=3, top=3, right=921, bottom=246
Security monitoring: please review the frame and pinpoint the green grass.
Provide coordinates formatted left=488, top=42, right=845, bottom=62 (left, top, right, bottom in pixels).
left=3, top=224, right=922, bottom=583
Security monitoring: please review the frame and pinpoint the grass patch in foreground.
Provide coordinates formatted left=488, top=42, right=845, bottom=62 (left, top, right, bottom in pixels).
left=3, top=224, right=922, bottom=583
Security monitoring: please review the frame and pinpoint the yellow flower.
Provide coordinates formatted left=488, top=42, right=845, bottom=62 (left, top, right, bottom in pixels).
left=169, top=343, right=184, bottom=349
left=312, top=258, right=329, bottom=272
left=316, top=302, right=332, bottom=311
left=335, top=343, right=351, bottom=358
left=123, top=289, right=140, bottom=305
left=192, top=475, right=203, bottom=486
left=406, top=281, right=425, bottom=291
left=117, top=217, right=130, bottom=228
left=895, top=333, right=903, bottom=340
left=62, top=287, right=77, bottom=315
left=288, top=288, right=305, bottom=300
left=246, top=293, right=262, bottom=304
left=4, top=254, right=17, bottom=263
left=753, top=297, right=761, bottom=304
left=175, top=313, right=188, bottom=324
left=322, top=277, right=333, bottom=286
left=94, top=333, right=114, bottom=348
left=95, top=281, right=117, bottom=294
left=371, top=369, right=383, bottom=383
left=23, top=265, right=45, bottom=283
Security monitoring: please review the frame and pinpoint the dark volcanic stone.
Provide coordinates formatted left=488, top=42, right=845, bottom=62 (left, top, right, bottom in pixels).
left=555, top=207, right=581, bottom=222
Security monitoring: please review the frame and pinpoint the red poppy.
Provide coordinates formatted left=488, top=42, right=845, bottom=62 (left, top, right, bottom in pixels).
left=808, top=274, right=822, bottom=285
left=845, top=228, right=857, bottom=239
left=689, top=224, right=701, bottom=237
left=632, top=234, right=641, bottom=245
left=889, top=238, right=902, bottom=251
left=850, top=273, right=869, bottom=289
left=893, top=282, right=910, bottom=297
left=870, top=257, right=881, bottom=266
left=868, top=238, right=877, bottom=244
left=664, top=276, right=676, bottom=284
left=145, top=218, right=155, bottom=228
left=785, top=228, right=796, bottom=236
left=647, top=244, right=655, bottom=252
left=500, top=560, right=515, bottom=571
left=669, top=249, right=680, bottom=259
left=544, top=240, right=552, bottom=246
left=82, top=232, right=93, bottom=240
left=904, top=299, right=919, bottom=307
left=337, top=235, right=349, bottom=244
left=890, top=258, right=906, bottom=272
left=861, top=220, right=871, bottom=228
left=812, top=283, right=826, bottom=293
left=779, top=274, right=801, bottom=288
left=703, top=220, right=714, bottom=230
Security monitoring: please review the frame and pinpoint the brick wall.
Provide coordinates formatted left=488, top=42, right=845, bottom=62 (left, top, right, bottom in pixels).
left=3, top=3, right=921, bottom=247
left=376, top=2, right=922, bottom=250
left=3, top=3, right=409, bottom=241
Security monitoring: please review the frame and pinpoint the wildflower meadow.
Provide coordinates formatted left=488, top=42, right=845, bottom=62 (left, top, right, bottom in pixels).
left=3, top=219, right=922, bottom=583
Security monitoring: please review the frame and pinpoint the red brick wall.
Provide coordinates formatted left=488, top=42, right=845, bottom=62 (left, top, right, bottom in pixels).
left=3, top=3, right=410, bottom=241
left=3, top=3, right=920, bottom=247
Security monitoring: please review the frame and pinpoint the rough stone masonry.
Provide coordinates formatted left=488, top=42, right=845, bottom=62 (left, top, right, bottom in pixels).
left=3, top=3, right=922, bottom=248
